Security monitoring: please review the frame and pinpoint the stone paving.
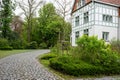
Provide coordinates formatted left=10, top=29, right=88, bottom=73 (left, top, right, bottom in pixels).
left=0, top=50, right=62, bottom=80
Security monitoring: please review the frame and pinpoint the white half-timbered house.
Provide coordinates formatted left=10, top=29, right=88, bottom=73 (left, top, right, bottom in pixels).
left=71, top=0, right=120, bottom=46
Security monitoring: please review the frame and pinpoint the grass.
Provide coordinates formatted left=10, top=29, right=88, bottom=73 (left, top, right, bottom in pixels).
left=0, top=50, right=31, bottom=59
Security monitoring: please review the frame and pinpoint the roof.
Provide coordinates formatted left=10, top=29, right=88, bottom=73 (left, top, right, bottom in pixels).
left=72, top=0, right=120, bottom=14
left=100, top=0, right=120, bottom=5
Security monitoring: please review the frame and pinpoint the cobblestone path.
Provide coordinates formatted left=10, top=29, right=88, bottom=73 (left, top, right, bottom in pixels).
left=0, top=50, right=61, bottom=80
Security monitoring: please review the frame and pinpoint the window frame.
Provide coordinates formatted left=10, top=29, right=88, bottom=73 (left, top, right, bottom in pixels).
left=84, top=29, right=89, bottom=36
left=75, top=16, right=79, bottom=26
left=102, top=14, right=113, bottom=23
left=102, top=32, right=109, bottom=42
left=75, top=31, right=79, bottom=39
left=84, top=12, right=89, bottom=23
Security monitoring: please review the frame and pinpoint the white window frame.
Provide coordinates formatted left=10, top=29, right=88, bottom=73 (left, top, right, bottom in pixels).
left=75, top=16, right=79, bottom=26
left=81, top=0, right=85, bottom=6
left=102, top=32, right=109, bottom=42
left=84, top=12, right=89, bottom=23
left=75, top=31, right=79, bottom=40
left=84, top=29, right=89, bottom=36
left=103, top=14, right=113, bottom=22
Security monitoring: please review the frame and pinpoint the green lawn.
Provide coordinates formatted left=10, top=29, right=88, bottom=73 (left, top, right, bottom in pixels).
left=0, top=50, right=31, bottom=59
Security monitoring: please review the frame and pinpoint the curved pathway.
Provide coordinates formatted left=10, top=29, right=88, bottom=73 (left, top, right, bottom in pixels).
left=0, top=50, right=61, bottom=80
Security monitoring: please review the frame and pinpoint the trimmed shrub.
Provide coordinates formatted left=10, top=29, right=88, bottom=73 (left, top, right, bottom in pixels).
left=50, top=56, right=120, bottom=76
left=49, top=56, right=104, bottom=76
left=0, top=38, right=13, bottom=50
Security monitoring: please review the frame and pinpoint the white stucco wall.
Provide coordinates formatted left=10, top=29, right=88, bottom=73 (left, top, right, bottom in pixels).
left=71, top=2, right=94, bottom=46
left=93, top=2, right=119, bottom=41
left=94, top=26, right=118, bottom=41
left=118, top=18, right=120, bottom=40
left=71, top=1, right=119, bottom=46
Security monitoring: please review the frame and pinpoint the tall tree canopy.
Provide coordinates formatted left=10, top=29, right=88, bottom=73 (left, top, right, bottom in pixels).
left=18, top=0, right=43, bottom=42
left=37, top=3, right=63, bottom=47
left=36, top=3, right=71, bottom=48
left=1, top=0, right=15, bottom=38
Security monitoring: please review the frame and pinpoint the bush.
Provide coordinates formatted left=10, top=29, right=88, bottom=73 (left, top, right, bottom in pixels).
left=98, top=50, right=120, bottom=67
left=50, top=56, right=104, bottom=76
left=10, top=39, right=27, bottom=49
left=41, top=53, right=57, bottom=60
left=27, top=41, right=38, bottom=49
left=50, top=56, right=120, bottom=76
left=51, top=43, right=62, bottom=54
left=0, top=38, right=13, bottom=50
left=0, top=46, right=13, bottom=50
left=76, top=35, right=112, bottom=64
left=49, top=35, right=120, bottom=76
left=61, top=41, right=71, bottom=50
left=111, top=40, right=120, bottom=54
left=39, top=42, right=47, bottom=49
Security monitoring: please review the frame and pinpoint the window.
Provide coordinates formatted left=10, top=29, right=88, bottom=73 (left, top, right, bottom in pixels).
left=84, top=12, right=89, bottom=23
left=102, top=32, right=109, bottom=41
left=81, top=0, right=85, bottom=6
left=75, top=16, right=79, bottom=26
left=84, top=29, right=89, bottom=36
left=75, top=31, right=79, bottom=39
left=103, top=15, right=113, bottom=22
left=77, top=0, right=81, bottom=8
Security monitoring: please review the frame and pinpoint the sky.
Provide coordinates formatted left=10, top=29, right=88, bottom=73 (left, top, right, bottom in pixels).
left=14, top=0, right=74, bottom=20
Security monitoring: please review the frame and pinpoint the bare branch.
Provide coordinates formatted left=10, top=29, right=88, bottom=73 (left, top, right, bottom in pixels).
left=18, top=0, right=43, bottom=42
left=54, top=0, right=72, bottom=20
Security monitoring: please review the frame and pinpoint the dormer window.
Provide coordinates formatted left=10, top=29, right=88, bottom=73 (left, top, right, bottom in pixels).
left=81, top=0, right=85, bottom=6
left=77, top=0, right=81, bottom=9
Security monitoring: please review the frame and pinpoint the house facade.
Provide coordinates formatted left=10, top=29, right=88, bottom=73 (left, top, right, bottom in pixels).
left=71, top=0, right=120, bottom=46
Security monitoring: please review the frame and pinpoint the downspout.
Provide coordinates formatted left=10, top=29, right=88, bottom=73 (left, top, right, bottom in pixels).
left=118, top=8, right=120, bottom=41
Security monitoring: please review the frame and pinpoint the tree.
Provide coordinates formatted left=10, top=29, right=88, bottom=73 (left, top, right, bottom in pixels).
left=54, top=0, right=72, bottom=20
left=11, top=15, right=23, bottom=36
left=18, top=0, right=43, bottom=42
left=1, top=0, right=15, bottom=38
left=54, top=0, right=72, bottom=42
left=37, top=3, right=64, bottom=47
